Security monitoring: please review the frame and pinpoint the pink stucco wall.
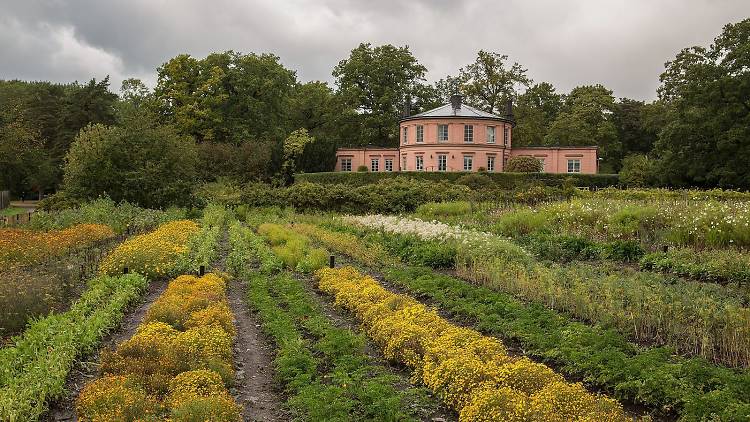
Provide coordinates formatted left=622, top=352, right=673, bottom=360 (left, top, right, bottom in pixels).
left=399, top=118, right=512, bottom=148
left=509, top=147, right=599, bottom=174
left=334, top=148, right=399, bottom=172
left=333, top=116, right=599, bottom=174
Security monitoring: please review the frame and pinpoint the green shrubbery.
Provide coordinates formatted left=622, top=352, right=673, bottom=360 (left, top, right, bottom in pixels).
left=294, top=171, right=618, bottom=188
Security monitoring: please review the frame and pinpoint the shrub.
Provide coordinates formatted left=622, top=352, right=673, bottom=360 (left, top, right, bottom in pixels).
left=456, top=173, right=493, bottom=190
left=619, top=154, right=656, bottom=187
left=504, top=156, right=543, bottom=173
left=357, top=165, right=369, bottom=172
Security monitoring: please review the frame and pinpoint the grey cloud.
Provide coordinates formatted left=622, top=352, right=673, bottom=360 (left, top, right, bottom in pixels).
left=1, top=0, right=748, bottom=99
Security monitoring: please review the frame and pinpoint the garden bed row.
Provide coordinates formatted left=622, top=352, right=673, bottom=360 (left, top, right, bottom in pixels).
left=293, top=222, right=750, bottom=421
left=232, top=222, right=448, bottom=420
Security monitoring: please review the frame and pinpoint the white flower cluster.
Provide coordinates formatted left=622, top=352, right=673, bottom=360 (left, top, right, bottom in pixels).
left=342, top=214, right=497, bottom=245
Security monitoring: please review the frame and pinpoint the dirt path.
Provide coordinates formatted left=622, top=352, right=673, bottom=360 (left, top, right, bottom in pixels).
left=42, top=277, right=170, bottom=421
left=215, top=230, right=287, bottom=422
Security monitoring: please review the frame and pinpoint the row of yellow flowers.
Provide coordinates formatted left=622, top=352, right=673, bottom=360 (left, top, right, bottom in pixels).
left=76, top=273, right=241, bottom=420
left=315, top=266, right=629, bottom=422
left=0, top=224, right=115, bottom=267
left=99, top=220, right=199, bottom=279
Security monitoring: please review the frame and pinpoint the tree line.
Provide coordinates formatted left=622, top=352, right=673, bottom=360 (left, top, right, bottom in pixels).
left=1, top=18, right=748, bottom=206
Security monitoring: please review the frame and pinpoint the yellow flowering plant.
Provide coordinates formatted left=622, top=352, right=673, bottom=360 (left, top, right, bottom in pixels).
left=77, top=273, right=241, bottom=421
left=99, top=220, right=199, bottom=278
left=315, top=266, right=629, bottom=422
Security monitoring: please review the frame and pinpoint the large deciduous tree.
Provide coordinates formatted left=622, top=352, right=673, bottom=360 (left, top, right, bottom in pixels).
left=513, top=82, right=563, bottom=146
left=153, top=51, right=297, bottom=144
left=653, top=18, right=750, bottom=188
left=545, top=84, right=620, bottom=172
left=456, top=51, right=531, bottom=114
left=63, top=112, right=197, bottom=208
left=333, top=43, right=429, bottom=147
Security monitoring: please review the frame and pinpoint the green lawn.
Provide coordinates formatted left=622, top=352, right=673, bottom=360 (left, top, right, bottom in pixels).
left=0, top=207, right=25, bottom=217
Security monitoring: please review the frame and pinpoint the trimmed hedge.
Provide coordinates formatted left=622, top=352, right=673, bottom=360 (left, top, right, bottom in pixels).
left=294, top=171, right=619, bottom=188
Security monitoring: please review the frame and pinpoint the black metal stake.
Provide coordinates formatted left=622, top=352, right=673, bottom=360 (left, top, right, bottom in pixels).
left=123, top=267, right=129, bottom=274
left=199, top=265, right=205, bottom=276
left=329, top=255, right=335, bottom=268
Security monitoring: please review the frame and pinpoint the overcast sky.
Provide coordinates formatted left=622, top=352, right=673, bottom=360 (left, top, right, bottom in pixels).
left=1, top=0, right=748, bottom=100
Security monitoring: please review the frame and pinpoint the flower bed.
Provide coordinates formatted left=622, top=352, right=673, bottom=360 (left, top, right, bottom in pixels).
left=76, top=273, right=241, bottom=421
left=343, top=215, right=750, bottom=367
left=0, top=223, right=115, bottom=267
left=99, top=220, right=199, bottom=278
left=0, top=274, right=148, bottom=421
left=315, top=266, right=627, bottom=421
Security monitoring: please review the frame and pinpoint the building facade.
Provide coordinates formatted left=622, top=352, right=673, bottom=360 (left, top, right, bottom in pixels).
left=334, top=95, right=599, bottom=174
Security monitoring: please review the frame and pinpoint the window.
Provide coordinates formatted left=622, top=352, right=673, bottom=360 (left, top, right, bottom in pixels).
left=486, top=126, right=496, bottom=144
left=487, top=156, right=495, bottom=172
left=416, top=125, right=424, bottom=143
left=438, top=124, right=449, bottom=142
left=415, top=156, right=424, bottom=171
left=503, top=126, right=509, bottom=146
left=402, top=127, right=408, bottom=144
left=463, top=155, right=473, bottom=171
left=371, top=158, right=379, bottom=172
left=402, top=156, right=407, bottom=171
left=437, top=154, right=447, bottom=171
left=385, top=158, right=393, bottom=172
left=341, top=158, right=352, bottom=172
left=464, top=125, right=474, bottom=143
left=567, top=159, right=581, bottom=173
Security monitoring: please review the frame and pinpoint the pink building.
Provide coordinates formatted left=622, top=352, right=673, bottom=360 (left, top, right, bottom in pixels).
left=335, top=95, right=599, bottom=174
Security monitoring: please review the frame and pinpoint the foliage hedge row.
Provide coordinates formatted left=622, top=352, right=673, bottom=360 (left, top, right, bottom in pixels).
left=294, top=171, right=619, bottom=188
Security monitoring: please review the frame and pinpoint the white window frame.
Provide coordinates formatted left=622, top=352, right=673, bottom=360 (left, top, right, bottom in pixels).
left=416, top=125, right=424, bottom=143
left=463, top=155, right=473, bottom=171
left=402, top=127, right=408, bottom=144
left=486, top=126, right=496, bottom=144
left=385, top=158, right=393, bottom=172
left=370, top=158, right=379, bottom=172
left=567, top=159, right=581, bottom=173
left=503, top=126, right=509, bottom=146
left=438, top=124, right=449, bottom=142
left=415, top=156, right=424, bottom=171
left=341, top=158, right=352, bottom=172
left=437, top=154, right=447, bottom=172
left=464, top=125, right=474, bottom=143
left=487, top=156, right=495, bottom=172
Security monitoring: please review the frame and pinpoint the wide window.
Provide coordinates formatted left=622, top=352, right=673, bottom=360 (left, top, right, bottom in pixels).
left=567, top=159, right=581, bottom=173
left=463, top=155, right=473, bottom=171
left=464, top=125, right=474, bottom=143
left=416, top=125, right=424, bottom=143
left=437, top=154, right=447, bottom=171
left=402, top=127, right=408, bottom=144
left=438, top=124, right=449, bottom=142
left=385, top=158, right=393, bottom=172
left=371, top=158, right=379, bottom=172
left=503, top=126, right=509, bottom=146
left=341, top=158, right=352, bottom=172
left=416, top=156, right=424, bottom=171
left=487, top=156, right=495, bottom=172
left=486, top=126, right=496, bottom=144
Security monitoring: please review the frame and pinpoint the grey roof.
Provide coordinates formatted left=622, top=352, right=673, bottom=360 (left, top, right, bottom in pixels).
left=408, top=103, right=504, bottom=120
